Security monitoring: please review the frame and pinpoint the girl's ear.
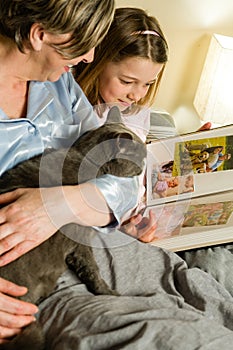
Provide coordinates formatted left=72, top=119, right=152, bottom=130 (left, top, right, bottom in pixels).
left=29, top=23, right=45, bottom=51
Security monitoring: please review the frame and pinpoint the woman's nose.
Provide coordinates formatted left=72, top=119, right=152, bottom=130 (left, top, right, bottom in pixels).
left=82, top=48, right=95, bottom=63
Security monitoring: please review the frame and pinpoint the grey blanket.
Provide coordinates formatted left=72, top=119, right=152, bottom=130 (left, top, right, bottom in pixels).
left=39, top=230, right=233, bottom=349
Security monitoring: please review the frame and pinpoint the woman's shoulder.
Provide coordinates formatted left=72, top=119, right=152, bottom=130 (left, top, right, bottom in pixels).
left=41, top=73, right=92, bottom=110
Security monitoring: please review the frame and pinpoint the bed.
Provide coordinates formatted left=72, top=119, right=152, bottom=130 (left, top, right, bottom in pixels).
left=38, top=112, right=233, bottom=349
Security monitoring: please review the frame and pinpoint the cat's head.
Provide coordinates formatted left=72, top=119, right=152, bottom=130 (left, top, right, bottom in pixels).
left=76, top=107, right=147, bottom=181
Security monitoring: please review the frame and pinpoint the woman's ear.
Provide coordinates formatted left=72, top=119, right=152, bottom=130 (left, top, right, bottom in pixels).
left=29, top=23, right=45, bottom=51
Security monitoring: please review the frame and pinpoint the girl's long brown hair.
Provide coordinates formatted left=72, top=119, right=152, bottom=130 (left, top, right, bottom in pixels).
left=74, top=7, right=169, bottom=107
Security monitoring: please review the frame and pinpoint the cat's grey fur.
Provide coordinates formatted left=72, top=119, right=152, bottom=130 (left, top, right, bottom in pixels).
left=0, top=107, right=146, bottom=350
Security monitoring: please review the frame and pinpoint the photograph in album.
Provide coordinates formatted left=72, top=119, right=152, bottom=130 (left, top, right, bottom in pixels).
left=173, top=135, right=233, bottom=176
left=144, top=190, right=233, bottom=251
left=144, top=124, right=233, bottom=251
left=146, top=124, right=233, bottom=207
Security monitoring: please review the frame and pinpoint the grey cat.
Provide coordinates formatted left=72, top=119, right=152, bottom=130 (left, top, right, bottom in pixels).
left=0, top=107, right=146, bottom=350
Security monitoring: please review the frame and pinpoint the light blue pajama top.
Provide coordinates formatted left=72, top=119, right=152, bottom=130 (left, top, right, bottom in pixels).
left=0, top=72, right=139, bottom=227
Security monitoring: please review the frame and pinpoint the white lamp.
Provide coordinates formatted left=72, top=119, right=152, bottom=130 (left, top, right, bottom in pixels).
left=194, top=33, right=233, bottom=125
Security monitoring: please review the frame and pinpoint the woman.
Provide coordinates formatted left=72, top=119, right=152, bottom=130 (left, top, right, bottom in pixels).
left=0, top=0, right=143, bottom=343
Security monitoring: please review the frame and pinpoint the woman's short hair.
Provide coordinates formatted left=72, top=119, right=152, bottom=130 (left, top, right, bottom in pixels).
left=0, top=0, right=115, bottom=58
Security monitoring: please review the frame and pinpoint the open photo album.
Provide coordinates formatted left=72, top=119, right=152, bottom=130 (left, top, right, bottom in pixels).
left=144, top=124, right=233, bottom=251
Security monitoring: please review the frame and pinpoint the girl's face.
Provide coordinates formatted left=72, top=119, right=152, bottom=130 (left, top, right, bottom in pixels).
left=98, top=57, right=163, bottom=109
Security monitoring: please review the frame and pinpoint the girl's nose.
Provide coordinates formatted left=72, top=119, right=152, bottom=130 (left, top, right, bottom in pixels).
left=128, top=88, right=145, bottom=103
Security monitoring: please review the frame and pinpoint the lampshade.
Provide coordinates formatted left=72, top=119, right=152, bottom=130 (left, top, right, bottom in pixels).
left=194, top=33, right=233, bottom=125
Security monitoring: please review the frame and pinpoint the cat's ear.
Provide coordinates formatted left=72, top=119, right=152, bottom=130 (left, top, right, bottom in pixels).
left=106, top=106, right=122, bottom=124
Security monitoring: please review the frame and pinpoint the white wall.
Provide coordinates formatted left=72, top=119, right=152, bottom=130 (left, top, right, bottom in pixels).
left=116, top=0, right=233, bottom=133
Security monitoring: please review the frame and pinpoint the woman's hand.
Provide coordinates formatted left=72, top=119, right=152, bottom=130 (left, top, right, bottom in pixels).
left=0, top=184, right=111, bottom=266
left=0, top=188, right=60, bottom=266
left=120, top=210, right=157, bottom=243
left=0, top=277, right=38, bottom=344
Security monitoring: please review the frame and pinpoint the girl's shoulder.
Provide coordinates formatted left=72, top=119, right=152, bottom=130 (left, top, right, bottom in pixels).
left=122, top=107, right=151, bottom=142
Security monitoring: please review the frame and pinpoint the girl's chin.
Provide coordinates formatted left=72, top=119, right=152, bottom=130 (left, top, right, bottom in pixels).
left=102, top=101, right=133, bottom=113
left=116, top=102, right=132, bottom=112
left=118, top=105, right=129, bottom=112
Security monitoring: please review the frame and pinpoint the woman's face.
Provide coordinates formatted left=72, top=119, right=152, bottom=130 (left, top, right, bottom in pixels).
left=98, top=57, right=163, bottom=109
left=30, top=30, right=95, bottom=82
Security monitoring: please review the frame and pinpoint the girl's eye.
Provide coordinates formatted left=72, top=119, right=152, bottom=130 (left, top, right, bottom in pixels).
left=120, top=79, right=132, bottom=85
left=119, top=79, right=154, bottom=87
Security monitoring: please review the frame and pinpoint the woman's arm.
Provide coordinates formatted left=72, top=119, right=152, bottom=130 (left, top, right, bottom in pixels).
left=0, top=75, right=142, bottom=265
left=0, top=183, right=112, bottom=266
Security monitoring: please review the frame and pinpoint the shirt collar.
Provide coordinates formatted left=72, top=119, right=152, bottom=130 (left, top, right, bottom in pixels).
left=26, top=81, right=54, bottom=121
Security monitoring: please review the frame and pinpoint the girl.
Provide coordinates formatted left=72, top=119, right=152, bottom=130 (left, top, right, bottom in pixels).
left=74, top=7, right=169, bottom=140
left=74, top=7, right=169, bottom=242
left=74, top=7, right=211, bottom=241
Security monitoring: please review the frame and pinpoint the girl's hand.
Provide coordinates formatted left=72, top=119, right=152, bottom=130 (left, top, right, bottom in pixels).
left=0, top=278, right=38, bottom=343
left=121, top=210, right=157, bottom=243
left=197, top=122, right=212, bottom=132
